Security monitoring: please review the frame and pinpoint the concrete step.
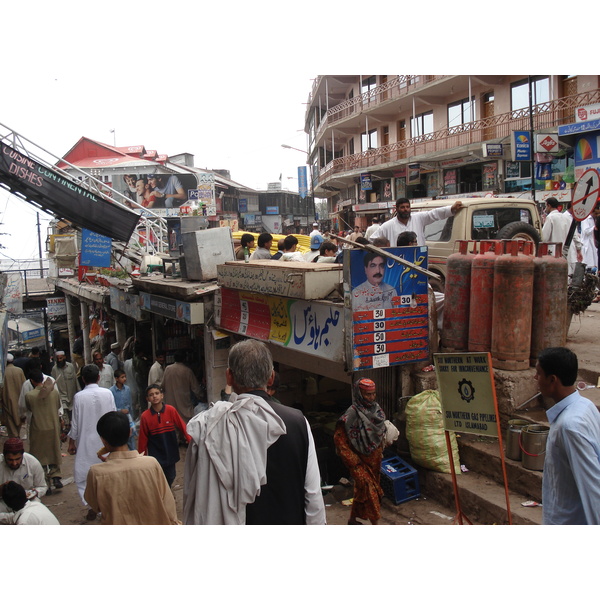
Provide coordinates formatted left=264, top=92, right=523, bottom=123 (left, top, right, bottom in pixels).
left=456, top=433, right=543, bottom=503
left=395, top=431, right=545, bottom=525
left=419, top=467, right=543, bottom=525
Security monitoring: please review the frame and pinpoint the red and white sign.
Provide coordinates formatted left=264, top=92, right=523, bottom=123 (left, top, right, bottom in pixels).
left=535, top=134, right=558, bottom=153
left=572, top=168, right=600, bottom=221
left=46, top=297, right=67, bottom=317
left=576, top=103, right=600, bottom=123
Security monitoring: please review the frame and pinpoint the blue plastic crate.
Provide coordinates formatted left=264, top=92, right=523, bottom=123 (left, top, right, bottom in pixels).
left=380, top=455, right=420, bottom=505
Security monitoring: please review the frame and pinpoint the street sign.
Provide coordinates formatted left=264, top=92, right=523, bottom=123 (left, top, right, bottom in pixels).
left=572, top=168, right=600, bottom=221
left=433, top=352, right=499, bottom=438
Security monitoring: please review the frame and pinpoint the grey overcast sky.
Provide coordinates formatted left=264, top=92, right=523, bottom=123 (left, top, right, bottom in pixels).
left=0, top=0, right=585, bottom=262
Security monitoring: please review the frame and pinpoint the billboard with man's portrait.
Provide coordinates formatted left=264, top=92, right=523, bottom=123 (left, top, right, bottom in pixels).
left=345, top=246, right=430, bottom=371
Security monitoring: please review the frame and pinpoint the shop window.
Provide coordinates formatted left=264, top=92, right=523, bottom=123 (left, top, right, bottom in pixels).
left=443, top=169, right=457, bottom=195
left=504, top=161, right=532, bottom=192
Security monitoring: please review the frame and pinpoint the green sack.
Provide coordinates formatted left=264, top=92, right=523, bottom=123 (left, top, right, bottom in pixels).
left=405, top=389, right=461, bottom=475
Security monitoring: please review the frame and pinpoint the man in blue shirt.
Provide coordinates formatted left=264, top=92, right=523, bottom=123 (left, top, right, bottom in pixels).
left=109, top=370, right=136, bottom=450
left=535, top=347, right=600, bottom=524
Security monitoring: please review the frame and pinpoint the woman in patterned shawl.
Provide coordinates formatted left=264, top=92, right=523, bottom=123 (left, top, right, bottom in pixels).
left=334, top=378, right=386, bottom=524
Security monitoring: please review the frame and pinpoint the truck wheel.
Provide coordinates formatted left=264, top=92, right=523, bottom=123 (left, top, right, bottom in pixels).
left=429, top=274, right=445, bottom=294
left=496, top=222, right=541, bottom=247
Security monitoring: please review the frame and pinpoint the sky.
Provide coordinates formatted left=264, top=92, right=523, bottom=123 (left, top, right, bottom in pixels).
left=0, top=1, right=589, bottom=264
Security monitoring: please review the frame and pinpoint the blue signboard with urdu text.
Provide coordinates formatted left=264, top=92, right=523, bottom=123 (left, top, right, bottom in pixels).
left=80, top=228, right=112, bottom=267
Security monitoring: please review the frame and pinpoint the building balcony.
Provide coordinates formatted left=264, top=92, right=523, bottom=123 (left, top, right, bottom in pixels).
left=314, top=87, right=600, bottom=194
left=309, top=75, right=450, bottom=149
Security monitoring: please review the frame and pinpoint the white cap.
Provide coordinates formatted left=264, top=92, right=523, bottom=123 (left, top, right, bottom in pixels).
left=312, top=222, right=318, bottom=227
left=6, top=353, right=14, bottom=362
left=111, top=342, right=120, bottom=350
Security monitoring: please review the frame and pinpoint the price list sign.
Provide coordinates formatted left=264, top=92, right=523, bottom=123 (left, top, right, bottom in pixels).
left=345, top=246, right=430, bottom=371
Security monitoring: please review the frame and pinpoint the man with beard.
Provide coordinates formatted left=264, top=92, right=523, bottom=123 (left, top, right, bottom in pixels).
left=370, top=197, right=463, bottom=247
left=93, top=351, right=114, bottom=389
left=352, top=252, right=397, bottom=311
left=0, top=438, right=47, bottom=523
left=51, top=350, right=80, bottom=430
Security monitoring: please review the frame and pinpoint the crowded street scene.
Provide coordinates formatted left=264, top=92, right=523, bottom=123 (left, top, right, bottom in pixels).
left=1, top=6, right=598, bottom=597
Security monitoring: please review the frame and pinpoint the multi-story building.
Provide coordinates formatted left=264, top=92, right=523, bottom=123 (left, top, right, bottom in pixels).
left=304, top=75, right=600, bottom=231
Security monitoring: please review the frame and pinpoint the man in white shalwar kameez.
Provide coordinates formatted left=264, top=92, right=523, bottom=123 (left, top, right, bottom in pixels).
left=67, top=364, right=116, bottom=518
left=580, top=213, right=598, bottom=270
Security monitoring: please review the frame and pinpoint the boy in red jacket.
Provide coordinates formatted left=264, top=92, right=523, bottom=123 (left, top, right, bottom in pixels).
left=138, top=385, right=190, bottom=487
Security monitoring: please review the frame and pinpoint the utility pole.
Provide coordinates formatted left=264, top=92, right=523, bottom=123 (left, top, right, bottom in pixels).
left=528, top=76, right=535, bottom=201
left=37, top=211, right=50, bottom=354
left=37, top=212, right=44, bottom=275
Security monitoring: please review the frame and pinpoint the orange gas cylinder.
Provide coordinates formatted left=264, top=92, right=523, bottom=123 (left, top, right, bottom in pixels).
left=441, top=240, right=477, bottom=352
left=530, top=242, right=569, bottom=365
left=468, top=240, right=504, bottom=352
left=491, top=240, right=535, bottom=370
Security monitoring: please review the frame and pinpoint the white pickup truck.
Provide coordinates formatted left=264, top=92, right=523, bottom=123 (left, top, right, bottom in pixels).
left=411, top=196, right=542, bottom=291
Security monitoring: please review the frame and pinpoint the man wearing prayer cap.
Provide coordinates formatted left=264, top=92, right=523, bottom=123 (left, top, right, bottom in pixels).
left=0, top=437, right=48, bottom=523
left=105, top=343, right=123, bottom=372
left=1, top=353, right=26, bottom=438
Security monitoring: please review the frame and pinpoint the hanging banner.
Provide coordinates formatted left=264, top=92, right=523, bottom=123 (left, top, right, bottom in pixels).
left=0, top=142, right=140, bottom=242
left=3, top=273, right=23, bottom=314
left=298, top=166, right=308, bottom=199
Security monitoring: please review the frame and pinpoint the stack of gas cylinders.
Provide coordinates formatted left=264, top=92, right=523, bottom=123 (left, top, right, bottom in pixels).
left=441, top=239, right=568, bottom=370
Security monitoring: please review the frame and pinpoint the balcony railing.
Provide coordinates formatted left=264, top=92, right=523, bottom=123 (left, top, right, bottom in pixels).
left=1, top=268, right=53, bottom=298
left=317, top=88, right=600, bottom=183
left=311, top=76, right=448, bottom=142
